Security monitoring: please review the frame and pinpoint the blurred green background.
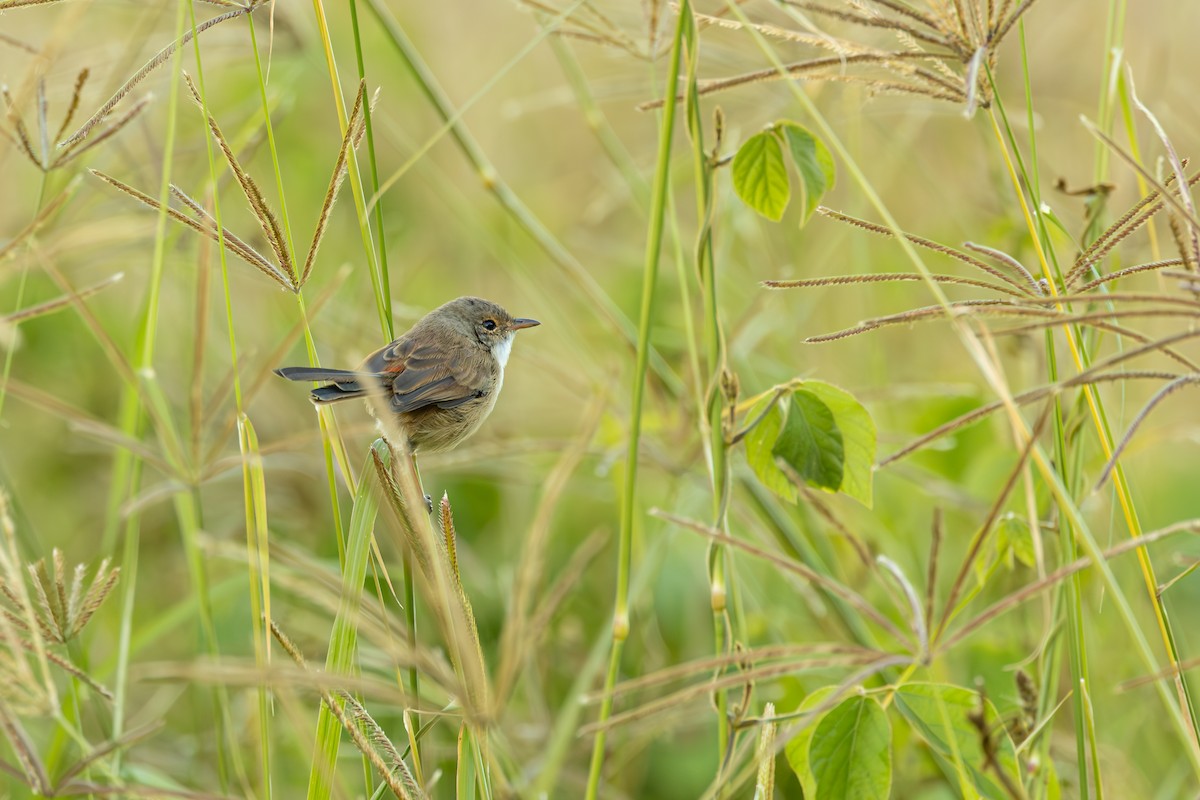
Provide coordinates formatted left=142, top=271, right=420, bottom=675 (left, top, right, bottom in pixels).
left=2, top=1, right=1200, bottom=798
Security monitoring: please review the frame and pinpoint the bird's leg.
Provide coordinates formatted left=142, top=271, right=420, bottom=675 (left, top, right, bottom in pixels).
left=408, top=451, right=434, bottom=514
left=380, top=432, right=433, bottom=514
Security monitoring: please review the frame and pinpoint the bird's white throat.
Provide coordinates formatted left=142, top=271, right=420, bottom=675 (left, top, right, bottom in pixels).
left=492, top=332, right=514, bottom=370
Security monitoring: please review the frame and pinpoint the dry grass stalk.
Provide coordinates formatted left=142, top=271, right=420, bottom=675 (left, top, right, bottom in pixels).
left=652, top=509, right=908, bottom=643
left=0, top=490, right=51, bottom=716
left=370, top=447, right=492, bottom=723
left=518, top=0, right=648, bottom=59
left=25, top=551, right=119, bottom=645
left=167, top=185, right=280, bottom=277
left=0, top=496, right=120, bottom=800
left=1076, top=258, right=1185, bottom=293
left=587, top=651, right=912, bottom=734
left=90, top=170, right=291, bottom=288
left=0, top=702, right=49, bottom=792
left=588, top=643, right=879, bottom=702
left=182, top=72, right=294, bottom=285
left=783, top=187, right=1200, bottom=491
left=880, top=370, right=1179, bottom=468
left=6, top=63, right=144, bottom=171
left=494, top=398, right=601, bottom=706
left=933, top=401, right=1051, bottom=643
left=339, top=691, right=425, bottom=799
left=270, top=621, right=427, bottom=799
left=301, top=80, right=368, bottom=286
left=1065, top=173, right=1200, bottom=287
left=51, top=68, right=88, bottom=144
left=98, top=75, right=368, bottom=294
left=940, top=521, right=1200, bottom=653
left=2, top=273, right=123, bottom=326
left=0, top=0, right=66, bottom=8
left=52, top=95, right=151, bottom=169
left=630, top=0, right=1046, bottom=114
left=815, top=207, right=1038, bottom=293
left=59, top=3, right=260, bottom=149
left=0, top=32, right=38, bottom=55
left=0, top=180, right=75, bottom=265
left=439, top=493, right=459, bottom=580
left=1098, top=375, right=1200, bottom=489
left=753, top=702, right=777, bottom=799
left=2, top=85, right=40, bottom=166
left=766, top=272, right=1028, bottom=298
left=1128, top=82, right=1200, bottom=269
left=640, top=51, right=965, bottom=111
left=803, top=298, right=1043, bottom=343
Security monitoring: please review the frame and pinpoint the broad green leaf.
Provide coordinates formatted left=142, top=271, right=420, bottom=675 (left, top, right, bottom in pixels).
left=809, top=695, right=892, bottom=800
left=802, top=380, right=875, bottom=507
left=733, top=131, right=790, bottom=221
left=780, top=121, right=835, bottom=223
left=784, top=686, right=839, bottom=798
left=894, top=683, right=1022, bottom=799
left=744, top=395, right=797, bottom=502
left=997, top=513, right=1036, bottom=569
left=309, top=440, right=386, bottom=799
left=773, top=390, right=844, bottom=493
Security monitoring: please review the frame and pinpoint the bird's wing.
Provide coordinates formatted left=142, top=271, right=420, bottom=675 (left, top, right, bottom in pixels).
left=363, top=336, right=492, bottom=414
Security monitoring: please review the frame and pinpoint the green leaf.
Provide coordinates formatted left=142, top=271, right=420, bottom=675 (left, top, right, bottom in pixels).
left=309, top=440, right=386, bottom=799
left=997, top=513, right=1036, bottom=569
left=1045, top=757, right=1063, bottom=800
left=745, top=382, right=874, bottom=505
left=733, top=130, right=790, bottom=221
left=680, top=0, right=699, bottom=125
left=973, top=537, right=997, bottom=587
left=893, top=683, right=1022, bottom=799
left=773, top=390, right=844, bottom=493
left=784, top=686, right=839, bottom=798
left=802, top=380, right=875, bottom=507
left=780, top=121, right=835, bottom=223
left=809, top=695, right=892, bottom=800
left=744, top=395, right=797, bottom=503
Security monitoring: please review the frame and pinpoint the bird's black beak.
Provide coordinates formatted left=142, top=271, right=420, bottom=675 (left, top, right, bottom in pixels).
left=511, top=318, right=540, bottom=330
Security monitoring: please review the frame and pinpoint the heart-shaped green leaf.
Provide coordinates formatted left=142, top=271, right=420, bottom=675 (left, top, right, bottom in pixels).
left=772, top=390, right=844, bottom=492
left=744, top=395, right=797, bottom=503
left=802, top=380, right=876, bottom=507
left=894, top=683, right=1022, bottom=798
left=780, top=121, right=835, bottom=223
left=733, top=130, right=790, bottom=221
left=784, top=686, right=840, bottom=797
left=810, top=695, right=892, bottom=800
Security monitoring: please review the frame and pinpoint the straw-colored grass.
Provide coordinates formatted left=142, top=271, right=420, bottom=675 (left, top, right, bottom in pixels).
left=1, top=1, right=1200, bottom=798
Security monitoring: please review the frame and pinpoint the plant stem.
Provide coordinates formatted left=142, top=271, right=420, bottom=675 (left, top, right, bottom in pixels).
left=583, top=7, right=688, bottom=798
left=310, top=0, right=391, bottom=342
left=678, top=5, right=738, bottom=780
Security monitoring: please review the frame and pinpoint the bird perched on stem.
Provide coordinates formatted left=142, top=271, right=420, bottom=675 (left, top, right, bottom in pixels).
left=276, top=295, right=539, bottom=462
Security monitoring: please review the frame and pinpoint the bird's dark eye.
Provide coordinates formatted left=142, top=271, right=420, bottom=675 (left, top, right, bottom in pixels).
left=483, top=319, right=497, bottom=331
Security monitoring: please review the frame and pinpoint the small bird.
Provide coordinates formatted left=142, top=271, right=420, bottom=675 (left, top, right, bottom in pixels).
left=275, top=296, right=540, bottom=454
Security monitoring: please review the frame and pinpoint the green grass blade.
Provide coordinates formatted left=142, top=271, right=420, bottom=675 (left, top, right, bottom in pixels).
left=583, top=4, right=688, bottom=797
left=307, top=440, right=387, bottom=800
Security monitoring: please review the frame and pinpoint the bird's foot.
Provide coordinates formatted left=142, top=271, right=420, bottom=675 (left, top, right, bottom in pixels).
left=424, top=494, right=434, bottom=514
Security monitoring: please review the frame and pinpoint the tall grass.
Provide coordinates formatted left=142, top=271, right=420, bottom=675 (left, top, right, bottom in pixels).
left=1, top=1, right=1200, bottom=798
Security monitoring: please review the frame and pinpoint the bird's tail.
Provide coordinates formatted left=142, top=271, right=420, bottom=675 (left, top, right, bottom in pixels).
left=274, top=366, right=370, bottom=404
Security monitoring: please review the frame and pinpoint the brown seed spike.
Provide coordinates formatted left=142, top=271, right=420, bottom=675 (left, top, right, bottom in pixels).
left=440, top=493, right=459, bottom=581
left=52, top=68, right=90, bottom=145
left=59, top=6, right=250, bottom=149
